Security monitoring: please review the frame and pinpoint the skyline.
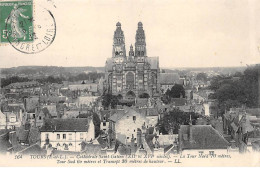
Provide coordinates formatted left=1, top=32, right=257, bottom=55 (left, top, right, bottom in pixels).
left=1, top=0, right=260, bottom=68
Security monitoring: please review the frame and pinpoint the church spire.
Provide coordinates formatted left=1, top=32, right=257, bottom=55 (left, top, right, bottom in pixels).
left=135, top=22, right=146, bottom=57
left=112, top=22, right=126, bottom=58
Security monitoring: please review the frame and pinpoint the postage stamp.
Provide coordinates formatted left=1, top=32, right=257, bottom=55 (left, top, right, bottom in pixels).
left=0, top=0, right=33, bottom=43
left=0, top=0, right=56, bottom=54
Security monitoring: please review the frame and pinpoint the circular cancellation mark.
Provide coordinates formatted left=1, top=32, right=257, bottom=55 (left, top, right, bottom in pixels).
left=6, top=5, right=56, bottom=54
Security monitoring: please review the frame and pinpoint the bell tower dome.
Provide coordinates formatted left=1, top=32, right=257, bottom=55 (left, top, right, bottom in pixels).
left=135, top=22, right=147, bottom=58
left=112, top=22, right=126, bottom=58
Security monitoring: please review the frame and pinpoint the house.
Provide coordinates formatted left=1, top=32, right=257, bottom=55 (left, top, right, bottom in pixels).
left=40, top=118, right=95, bottom=152
left=138, top=108, right=159, bottom=127
left=62, top=109, right=81, bottom=119
left=108, top=107, right=149, bottom=145
left=223, top=108, right=256, bottom=151
left=193, top=93, right=206, bottom=103
left=178, top=125, right=230, bottom=154
left=36, top=108, right=51, bottom=127
left=43, top=105, right=58, bottom=118
left=3, top=104, right=24, bottom=129
left=4, top=81, right=41, bottom=94
left=68, top=83, right=99, bottom=96
left=75, top=96, right=98, bottom=108
left=24, top=96, right=39, bottom=113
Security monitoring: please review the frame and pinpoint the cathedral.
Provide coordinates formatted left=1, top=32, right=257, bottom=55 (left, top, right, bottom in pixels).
left=104, top=22, right=160, bottom=100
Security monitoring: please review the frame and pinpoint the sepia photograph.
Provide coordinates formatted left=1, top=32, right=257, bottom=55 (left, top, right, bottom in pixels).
left=0, top=0, right=260, bottom=167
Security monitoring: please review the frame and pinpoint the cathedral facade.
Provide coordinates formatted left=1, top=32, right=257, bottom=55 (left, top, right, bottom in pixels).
left=104, top=22, right=160, bottom=100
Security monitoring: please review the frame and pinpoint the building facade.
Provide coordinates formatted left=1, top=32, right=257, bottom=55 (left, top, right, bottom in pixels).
left=40, top=118, right=95, bottom=152
left=104, top=22, right=160, bottom=100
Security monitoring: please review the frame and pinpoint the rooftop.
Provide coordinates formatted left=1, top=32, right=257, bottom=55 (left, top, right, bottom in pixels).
left=40, top=118, right=90, bottom=132
left=179, top=125, right=230, bottom=150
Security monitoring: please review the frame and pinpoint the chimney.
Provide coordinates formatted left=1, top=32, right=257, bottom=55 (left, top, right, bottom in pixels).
left=188, top=125, right=193, bottom=143
left=137, top=129, right=142, bottom=147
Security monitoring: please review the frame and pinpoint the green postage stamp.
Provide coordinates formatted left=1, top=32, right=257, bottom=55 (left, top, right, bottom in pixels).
left=0, top=0, right=33, bottom=43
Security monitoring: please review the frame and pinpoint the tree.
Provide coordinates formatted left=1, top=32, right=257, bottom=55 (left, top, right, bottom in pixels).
left=209, top=65, right=259, bottom=115
left=167, top=84, right=185, bottom=98
left=196, top=72, right=208, bottom=82
left=1, top=76, right=30, bottom=88
left=158, top=109, right=199, bottom=134
left=101, top=93, right=119, bottom=109
left=93, top=112, right=101, bottom=138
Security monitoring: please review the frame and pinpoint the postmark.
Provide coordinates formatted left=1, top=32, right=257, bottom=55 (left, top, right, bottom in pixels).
left=0, top=0, right=56, bottom=54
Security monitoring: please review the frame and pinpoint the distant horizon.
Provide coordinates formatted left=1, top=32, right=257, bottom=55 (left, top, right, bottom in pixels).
left=1, top=63, right=256, bottom=70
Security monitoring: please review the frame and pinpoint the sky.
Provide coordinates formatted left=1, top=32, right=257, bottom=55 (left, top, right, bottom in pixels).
left=1, top=0, right=260, bottom=68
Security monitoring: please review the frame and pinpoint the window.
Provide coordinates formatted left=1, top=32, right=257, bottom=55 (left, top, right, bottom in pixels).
left=10, top=116, right=16, bottom=123
left=80, top=133, right=83, bottom=140
left=133, top=116, right=136, bottom=121
left=69, top=134, right=72, bottom=140
left=57, top=143, right=60, bottom=146
left=63, top=134, right=66, bottom=139
left=127, top=137, right=129, bottom=139
left=45, top=134, right=49, bottom=139
left=103, top=122, right=106, bottom=126
left=69, top=143, right=72, bottom=146
left=39, top=116, right=41, bottom=120
left=57, top=134, right=60, bottom=140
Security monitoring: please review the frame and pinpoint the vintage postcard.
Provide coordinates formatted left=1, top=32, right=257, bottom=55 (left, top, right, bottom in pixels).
left=0, top=0, right=260, bottom=167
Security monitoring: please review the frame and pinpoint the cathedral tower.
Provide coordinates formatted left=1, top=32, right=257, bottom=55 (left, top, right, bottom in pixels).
left=112, top=22, right=126, bottom=58
left=135, top=22, right=147, bottom=58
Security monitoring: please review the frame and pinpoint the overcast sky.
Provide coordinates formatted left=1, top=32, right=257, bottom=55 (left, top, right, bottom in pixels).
left=1, top=0, right=260, bottom=68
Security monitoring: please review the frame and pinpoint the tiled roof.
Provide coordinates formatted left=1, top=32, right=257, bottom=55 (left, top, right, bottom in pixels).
left=160, top=73, right=180, bottom=85
left=18, top=127, right=29, bottom=142
left=44, top=105, right=57, bottom=117
left=6, top=104, right=24, bottom=113
left=246, top=108, right=260, bottom=116
left=19, top=144, right=46, bottom=155
left=179, top=125, right=230, bottom=150
left=109, top=110, right=126, bottom=122
left=40, top=118, right=90, bottom=132
left=137, top=108, right=159, bottom=116
left=40, top=96, right=66, bottom=103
